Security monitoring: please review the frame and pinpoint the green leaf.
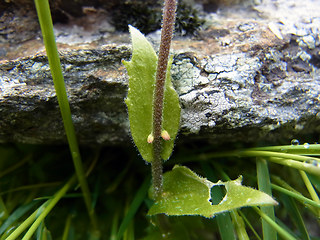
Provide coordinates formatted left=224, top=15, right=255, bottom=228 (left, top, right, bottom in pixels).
left=148, top=166, right=278, bottom=217
left=123, top=25, right=180, bottom=162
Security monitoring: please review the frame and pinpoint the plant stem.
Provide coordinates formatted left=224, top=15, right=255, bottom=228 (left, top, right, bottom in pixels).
left=152, top=0, right=177, bottom=200
left=34, top=0, right=99, bottom=233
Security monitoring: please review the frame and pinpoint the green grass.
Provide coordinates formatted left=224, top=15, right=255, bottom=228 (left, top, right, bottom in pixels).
left=0, top=142, right=320, bottom=239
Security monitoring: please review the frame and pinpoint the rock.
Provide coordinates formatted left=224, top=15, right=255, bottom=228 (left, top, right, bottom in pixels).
left=0, top=0, right=320, bottom=145
left=0, top=46, right=131, bottom=145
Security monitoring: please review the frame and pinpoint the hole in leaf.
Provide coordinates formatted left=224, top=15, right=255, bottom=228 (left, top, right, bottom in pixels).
left=210, top=185, right=227, bottom=205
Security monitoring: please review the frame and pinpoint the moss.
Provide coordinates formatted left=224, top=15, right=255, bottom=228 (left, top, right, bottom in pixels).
left=109, top=0, right=205, bottom=35
left=108, top=1, right=162, bottom=34
left=175, top=0, right=205, bottom=36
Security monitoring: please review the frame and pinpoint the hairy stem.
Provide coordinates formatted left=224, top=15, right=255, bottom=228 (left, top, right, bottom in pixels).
left=152, top=0, right=177, bottom=200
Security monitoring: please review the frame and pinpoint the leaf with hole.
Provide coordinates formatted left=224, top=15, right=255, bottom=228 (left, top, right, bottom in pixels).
left=148, top=165, right=278, bottom=217
left=123, top=25, right=180, bottom=162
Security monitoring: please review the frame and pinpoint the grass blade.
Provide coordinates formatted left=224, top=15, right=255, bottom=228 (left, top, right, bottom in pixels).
left=4, top=203, right=46, bottom=240
left=280, top=194, right=310, bottom=240
left=0, top=155, right=31, bottom=179
left=0, top=201, right=38, bottom=235
left=268, top=157, right=320, bottom=176
left=238, top=210, right=262, bottom=240
left=253, top=207, right=296, bottom=240
left=116, top=177, right=150, bottom=240
left=33, top=0, right=98, bottom=233
left=230, top=210, right=249, bottom=240
left=250, top=143, right=320, bottom=156
left=62, top=214, right=74, bottom=240
left=271, top=184, right=320, bottom=209
left=0, top=197, right=8, bottom=224
left=110, top=211, right=120, bottom=240
left=307, top=174, right=320, bottom=192
left=5, top=176, right=76, bottom=240
left=300, top=171, right=320, bottom=203
left=256, top=158, right=277, bottom=240
left=215, top=213, right=235, bottom=240
left=36, top=221, right=52, bottom=240
left=20, top=176, right=77, bottom=240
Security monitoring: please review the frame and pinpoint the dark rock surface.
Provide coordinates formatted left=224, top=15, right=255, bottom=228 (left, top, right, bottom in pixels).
left=0, top=0, right=320, bottom=145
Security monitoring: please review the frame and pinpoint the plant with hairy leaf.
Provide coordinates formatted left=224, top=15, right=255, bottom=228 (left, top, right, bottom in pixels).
left=123, top=0, right=276, bottom=218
